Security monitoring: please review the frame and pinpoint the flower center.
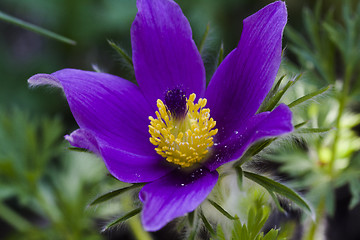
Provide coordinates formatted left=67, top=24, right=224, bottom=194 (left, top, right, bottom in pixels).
left=148, top=91, right=218, bottom=168
left=164, top=88, right=187, bottom=120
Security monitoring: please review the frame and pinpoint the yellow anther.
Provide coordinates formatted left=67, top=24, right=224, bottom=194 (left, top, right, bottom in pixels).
left=148, top=93, right=217, bottom=168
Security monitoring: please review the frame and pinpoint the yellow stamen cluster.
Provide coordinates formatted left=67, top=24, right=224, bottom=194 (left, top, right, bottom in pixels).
left=149, top=93, right=218, bottom=168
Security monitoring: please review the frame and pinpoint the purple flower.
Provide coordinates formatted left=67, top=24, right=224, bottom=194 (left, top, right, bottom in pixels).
left=28, top=0, right=292, bottom=231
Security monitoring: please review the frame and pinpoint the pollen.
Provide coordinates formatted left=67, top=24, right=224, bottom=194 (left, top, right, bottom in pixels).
left=148, top=93, right=218, bottom=168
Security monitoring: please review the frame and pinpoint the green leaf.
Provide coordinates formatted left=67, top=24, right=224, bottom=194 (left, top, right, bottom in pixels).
left=108, top=40, right=134, bottom=67
left=240, top=222, right=249, bottom=239
left=259, top=75, right=286, bottom=112
left=228, top=206, right=279, bottom=240
left=198, top=23, right=210, bottom=53
left=199, top=211, right=215, bottom=235
left=188, top=210, right=195, bottom=226
left=68, top=147, right=88, bottom=152
left=294, top=121, right=309, bottom=129
left=233, top=138, right=275, bottom=167
left=267, top=190, right=285, bottom=213
left=217, top=43, right=224, bottom=67
left=247, top=207, right=268, bottom=238
left=259, top=74, right=301, bottom=112
left=243, top=171, right=313, bottom=215
left=107, top=40, right=136, bottom=81
left=235, top=166, right=244, bottom=189
left=232, top=218, right=244, bottom=240
left=270, top=75, right=286, bottom=95
left=262, top=229, right=279, bottom=240
left=288, top=85, right=331, bottom=108
left=295, top=127, right=332, bottom=134
left=208, top=199, right=238, bottom=220
left=103, top=207, right=142, bottom=231
left=89, top=183, right=145, bottom=206
left=0, top=10, right=76, bottom=45
left=212, top=224, right=226, bottom=240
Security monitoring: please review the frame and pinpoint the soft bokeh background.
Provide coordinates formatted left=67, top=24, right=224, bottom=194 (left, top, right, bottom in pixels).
left=0, top=0, right=325, bottom=119
left=1, top=0, right=359, bottom=239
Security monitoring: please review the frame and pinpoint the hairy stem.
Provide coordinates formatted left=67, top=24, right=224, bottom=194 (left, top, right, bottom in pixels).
left=303, top=198, right=325, bottom=240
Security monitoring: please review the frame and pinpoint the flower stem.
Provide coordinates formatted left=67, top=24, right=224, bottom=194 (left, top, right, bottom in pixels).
left=329, top=64, right=352, bottom=176
left=0, top=202, right=32, bottom=231
left=302, top=198, right=325, bottom=240
left=128, top=215, right=152, bottom=240
left=123, top=196, right=152, bottom=240
left=0, top=10, right=76, bottom=45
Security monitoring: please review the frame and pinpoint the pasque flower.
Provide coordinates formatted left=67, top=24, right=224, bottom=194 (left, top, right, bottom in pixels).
left=29, top=0, right=292, bottom=231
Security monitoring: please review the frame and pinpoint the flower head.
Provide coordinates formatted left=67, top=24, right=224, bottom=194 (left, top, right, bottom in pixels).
left=28, top=0, right=292, bottom=231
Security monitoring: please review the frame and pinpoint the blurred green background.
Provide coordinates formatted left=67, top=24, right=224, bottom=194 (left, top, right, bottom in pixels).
left=0, top=0, right=322, bottom=120
left=1, top=0, right=360, bottom=239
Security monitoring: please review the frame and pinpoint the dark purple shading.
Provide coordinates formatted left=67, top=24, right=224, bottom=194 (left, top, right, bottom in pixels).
left=164, top=88, right=187, bottom=120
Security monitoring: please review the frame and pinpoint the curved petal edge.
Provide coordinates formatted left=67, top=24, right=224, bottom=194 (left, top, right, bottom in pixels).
left=206, top=104, right=293, bottom=171
left=28, top=73, right=63, bottom=89
left=65, top=129, right=100, bottom=154
left=139, top=168, right=218, bottom=231
left=29, top=69, right=175, bottom=183
left=205, top=1, right=288, bottom=141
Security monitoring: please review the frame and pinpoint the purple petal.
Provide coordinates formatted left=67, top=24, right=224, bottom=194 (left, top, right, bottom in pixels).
left=205, top=1, right=287, bottom=141
left=28, top=72, right=63, bottom=89
left=131, top=0, right=205, bottom=108
left=28, top=69, right=175, bottom=182
left=65, top=129, right=174, bottom=182
left=65, top=129, right=100, bottom=154
left=139, top=168, right=218, bottom=231
left=206, top=104, right=293, bottom=171
left=100, top=144, right=175, bottom=183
